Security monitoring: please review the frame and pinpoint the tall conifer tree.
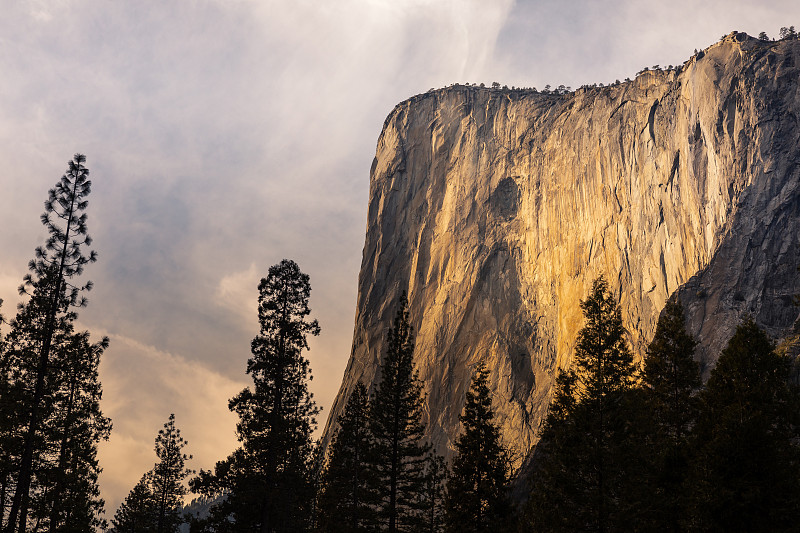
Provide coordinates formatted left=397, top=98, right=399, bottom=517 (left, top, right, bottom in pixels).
left=1, top=155, right=108, bottom=533
left=110, top=474, right=158, bottom=533
left=445, top=361, right=511, bottom=533
left=0, top=298, right=8, bottom=527
left=643, top=299, right=700, bottom=444
left=110, top=414, right=192, bottom=533
left=689, top=318, right=800, bottom=530
left=637, top=298, right=700, bottom=530
left=152, top=414, right=193, bottom=533
left=526, top=277, right=638, bottom=532
left=317, top=382, right=378, bottom=532
left=369, top=292, right=429, bottom=532
left=192, top=259, right=320, bottom=532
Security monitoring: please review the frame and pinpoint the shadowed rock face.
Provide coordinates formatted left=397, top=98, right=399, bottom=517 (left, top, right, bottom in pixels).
left=323, top=32, right=800, bottom=462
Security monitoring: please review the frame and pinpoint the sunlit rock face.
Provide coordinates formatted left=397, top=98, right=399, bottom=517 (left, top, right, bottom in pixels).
left=323, top=33, right=800, bottom=460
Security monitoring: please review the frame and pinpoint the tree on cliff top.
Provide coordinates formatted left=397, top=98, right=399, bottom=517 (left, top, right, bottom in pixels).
left=780, top=26, right=797, bottom=39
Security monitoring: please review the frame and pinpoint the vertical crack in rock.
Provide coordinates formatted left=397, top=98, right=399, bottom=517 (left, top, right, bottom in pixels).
left=648, top=99, right=660, bottom=144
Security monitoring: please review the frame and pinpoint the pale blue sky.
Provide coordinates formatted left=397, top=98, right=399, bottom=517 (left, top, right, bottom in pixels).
left=1, top=0, right=798, bottom=516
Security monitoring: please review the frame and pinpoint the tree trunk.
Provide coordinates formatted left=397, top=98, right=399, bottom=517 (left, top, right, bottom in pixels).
left=48, top=359, right=78, bottom=532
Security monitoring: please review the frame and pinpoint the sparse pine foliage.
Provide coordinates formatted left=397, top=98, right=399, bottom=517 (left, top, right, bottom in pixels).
left=445, top=362, right=511, bottom=533
left=111, top=415, right=192, bottom=533
left=152, top=414, right=193, bottom=533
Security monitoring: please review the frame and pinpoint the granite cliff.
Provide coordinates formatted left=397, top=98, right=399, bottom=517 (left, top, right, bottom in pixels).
left=323, top=32, right=800, bottom=462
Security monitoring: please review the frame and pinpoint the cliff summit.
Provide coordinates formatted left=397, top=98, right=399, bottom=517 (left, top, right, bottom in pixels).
left=325, top=32, right=800, bottom=462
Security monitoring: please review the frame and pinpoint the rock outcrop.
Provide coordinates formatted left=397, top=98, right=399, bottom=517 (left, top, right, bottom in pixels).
left=323, top=32, right=800, bottom=461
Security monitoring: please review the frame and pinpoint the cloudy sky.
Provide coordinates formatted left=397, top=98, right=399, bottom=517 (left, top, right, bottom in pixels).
left=2, top=0, right=799, bottom=516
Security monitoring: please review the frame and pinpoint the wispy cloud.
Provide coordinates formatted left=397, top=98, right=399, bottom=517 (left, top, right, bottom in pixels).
left=215, top=263, right=260, bottom=325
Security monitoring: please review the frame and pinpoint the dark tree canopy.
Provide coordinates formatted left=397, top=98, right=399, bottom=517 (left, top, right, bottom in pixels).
left=526, top=277, right=638, bottom=532
left=572, top=277, right=636, bottom=402
left=1, top=155, right=108, bottom=533
left=642, top=298, right=700, bottom=442
left=110, top=414, right=192, bottom=533
left=369, top=292, right=430, bottom=532
left=689, top=318, right=800, bottom=531
left=422, top=453, right=447, bottom=533
left=317, top=382, right=379, bottom=532
left=445, top=361, right=511, bottom=533
left=191, top=259, right=320, bottom=533
left=633, top=298, right=701, bottom=530
left=110, top=475, right=158, bottom=533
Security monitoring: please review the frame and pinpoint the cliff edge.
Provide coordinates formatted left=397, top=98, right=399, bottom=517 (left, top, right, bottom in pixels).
left=324, top=32, right=800, bottom=461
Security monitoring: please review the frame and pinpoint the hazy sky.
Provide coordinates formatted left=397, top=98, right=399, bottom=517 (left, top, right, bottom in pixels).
left=2, top=0, right=799, bottom=517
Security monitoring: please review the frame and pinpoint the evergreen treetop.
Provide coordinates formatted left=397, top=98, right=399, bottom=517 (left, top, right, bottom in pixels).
left=573, top=276, right=636, bottom=402
left=191, top=259, right=320, bottom=533
left=525, top=276, right=638, bottom=532
left=703, top=318, right=793, bottom=415
left=152, top=414, right=193, bottom=533
left=317, top=382, right=379, bottom=532
left=2, top=154, right=107, bottom=533
left=370, top=292, right=430, bottom=532
left=110, top=474, right=158, bottom=533
left=109, top=414, right=192, bottom=533
left=445, top=361, right=511, bottom=533
left=643, top=298, right=700, bottom=442
left=632, top=298, right=701, bottom=531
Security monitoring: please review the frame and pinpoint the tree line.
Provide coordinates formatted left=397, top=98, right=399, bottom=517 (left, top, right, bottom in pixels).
left=118, top=275, right=800, bottom=532
left=2, top=156, right=800, bottom=532
left=0, top=155, right=512, bottom=532
left=522, top=278, right=800, bottom=531
left=111, top=267, right=513, bottom=533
